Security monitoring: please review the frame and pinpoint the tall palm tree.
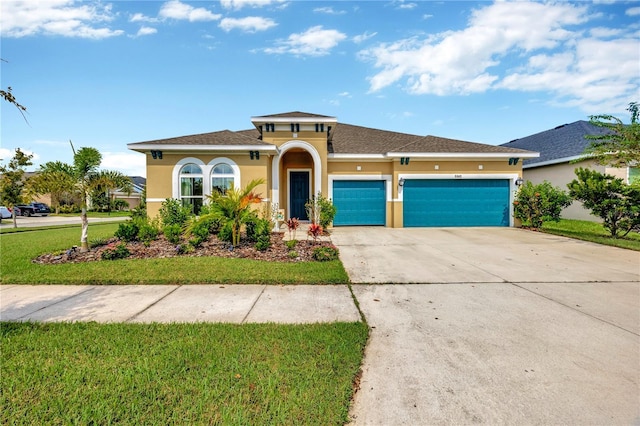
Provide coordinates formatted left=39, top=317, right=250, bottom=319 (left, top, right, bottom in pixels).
left=71, top=145, right=131, bottom=251
left=27, top=161, right=76, bottom=213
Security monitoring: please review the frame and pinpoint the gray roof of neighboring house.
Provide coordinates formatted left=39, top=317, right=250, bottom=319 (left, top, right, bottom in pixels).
left=128, top=112, right=536, bottom=156
left=500, top=120, right=612, bottom=167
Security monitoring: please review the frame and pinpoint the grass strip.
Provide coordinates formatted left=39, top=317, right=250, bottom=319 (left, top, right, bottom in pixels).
left=541, top=219, right=640, bottom=251
left=1, top=321, right=368, bottom=425
left=0, top=224, right=349, bottom=284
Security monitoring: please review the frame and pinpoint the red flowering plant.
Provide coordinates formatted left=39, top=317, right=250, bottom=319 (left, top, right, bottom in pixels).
left=307, top=223, right=323, bottom=242
left=286, top=217, right=300, bottom=240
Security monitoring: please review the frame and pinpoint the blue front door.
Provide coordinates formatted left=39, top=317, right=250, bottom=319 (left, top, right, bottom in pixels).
left=290, top=171, right=309, bottom=220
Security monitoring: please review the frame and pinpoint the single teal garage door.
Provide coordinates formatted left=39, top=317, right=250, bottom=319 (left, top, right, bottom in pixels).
left=333, top=180, right=386, bottom=226
left=403, top=179, right=510, bottom=227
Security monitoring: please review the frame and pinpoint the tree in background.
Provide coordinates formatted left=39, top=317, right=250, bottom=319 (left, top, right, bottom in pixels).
left=0, top=148, right=33, bottom=228
left=26, top=161, right=76, bottom=213
left=513, top=181, right=572, bottom=230
left=582, top=101, right=640, bottom=167
left=568, top=167, right=640, bottom=238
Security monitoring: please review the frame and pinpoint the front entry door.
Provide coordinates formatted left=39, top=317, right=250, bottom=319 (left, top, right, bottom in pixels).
left=289, top=171, right=309, bottom=220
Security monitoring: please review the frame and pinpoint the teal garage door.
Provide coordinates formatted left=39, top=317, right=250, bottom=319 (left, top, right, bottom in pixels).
left=333, top=180, right=386, bottom=226
left=403, top=179, right=510, bottom=227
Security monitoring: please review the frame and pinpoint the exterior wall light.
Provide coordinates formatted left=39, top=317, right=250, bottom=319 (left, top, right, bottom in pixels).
left=399, top=178, right=405, bottom=188
left=515, top=177, right=524, bottom=186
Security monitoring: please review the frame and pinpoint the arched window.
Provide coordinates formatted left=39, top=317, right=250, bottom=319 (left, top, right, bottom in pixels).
left=211, top=163, right=235, bottom=194
left=180, top=163, right=203, bottom=214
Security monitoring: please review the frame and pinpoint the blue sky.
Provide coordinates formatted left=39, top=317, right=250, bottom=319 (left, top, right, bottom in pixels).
left=1, top=0, right=639, bottom=177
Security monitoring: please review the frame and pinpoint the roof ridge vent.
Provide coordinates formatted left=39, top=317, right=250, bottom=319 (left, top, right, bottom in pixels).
left=554, top=124, right=567, bottom=130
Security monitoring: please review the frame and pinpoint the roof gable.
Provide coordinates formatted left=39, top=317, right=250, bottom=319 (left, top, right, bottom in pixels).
left=500, top=120, right=612, bottom=166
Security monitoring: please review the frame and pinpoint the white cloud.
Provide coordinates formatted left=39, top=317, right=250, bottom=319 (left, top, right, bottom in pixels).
left=158, top=0, right=221, bottom=22
left=338, top=92, right=352, bottom=97
left=101, top=152, right=146, bottom=177
left=626, top=7, right=640, bottom=16
left=136, top=26, right=157, bottom=37
left=264, top=25, right=347, bottom=56
left=422, top=14, right=433, bottom=20
left=130, top=13, right=158, bottom=23
left=359, top=1, right=639, bottom=112
left=313, top=7, right=346, bottom=15
left=589, top=27, right=624, bottom=38
left=220, top=0, right=286, bottom=10
left=353, top=31, right=377, bottom=44
left=0, top=0, right=124, bottom=39
left=397, top=2, right=417, bottom=10
left=219, top=16, right=276, bottom=33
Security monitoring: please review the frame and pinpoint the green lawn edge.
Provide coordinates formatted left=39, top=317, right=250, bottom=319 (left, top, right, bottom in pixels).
left=0, top=223, right=349, bottom=285
left=541, top=219, right=640, bottom=251
left=1, top=321, right=369, bottom=425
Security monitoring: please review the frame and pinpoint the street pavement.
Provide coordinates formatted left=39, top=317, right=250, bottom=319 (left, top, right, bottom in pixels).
left=1, top=227, right=639, bottom=425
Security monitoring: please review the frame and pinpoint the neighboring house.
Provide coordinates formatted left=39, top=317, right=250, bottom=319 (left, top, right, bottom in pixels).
left=127, top=111, right=537, bottom=228
left=110, top=176, right=145, bottom=210
left=501, top=120, right=639, bottom=222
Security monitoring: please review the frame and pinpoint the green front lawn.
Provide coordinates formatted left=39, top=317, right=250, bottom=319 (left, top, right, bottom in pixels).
left=0, top=224, right=349, bottom=284
left=1, top=321, right=368, bottom=425
left=542, top=219, right=640, bottom=251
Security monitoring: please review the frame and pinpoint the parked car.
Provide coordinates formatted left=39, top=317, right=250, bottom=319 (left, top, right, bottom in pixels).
left=14, top=202, right=51, bottom=217
left=0, top=206, right=12, bottom=223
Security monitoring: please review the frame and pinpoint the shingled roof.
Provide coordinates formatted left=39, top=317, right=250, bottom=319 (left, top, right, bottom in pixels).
left=128, top=112, right=536, bottom=157
left=128, top=129, right=272, bottom=148
left=330, top=123, right=532, bottom=155
left=500, top=120, right=612, bottom=167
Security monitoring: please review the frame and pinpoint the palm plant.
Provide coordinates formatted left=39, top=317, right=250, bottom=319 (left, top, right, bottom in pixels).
left=190, top=178, right=265, bottom=247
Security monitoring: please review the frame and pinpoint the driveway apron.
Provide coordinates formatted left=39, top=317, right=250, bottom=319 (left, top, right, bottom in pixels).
left=329, top=227, right=640, bottom=425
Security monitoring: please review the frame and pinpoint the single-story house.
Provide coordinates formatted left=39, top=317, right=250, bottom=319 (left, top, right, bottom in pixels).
left=127, top=111, right=537, bottom=228
left=110, top=176, right=146, bottom=210
left=501, top=120, right=639, bottom=222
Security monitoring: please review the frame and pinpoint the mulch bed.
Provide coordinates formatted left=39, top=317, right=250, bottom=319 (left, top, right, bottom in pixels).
left=33, top=233, right=335, bottom=264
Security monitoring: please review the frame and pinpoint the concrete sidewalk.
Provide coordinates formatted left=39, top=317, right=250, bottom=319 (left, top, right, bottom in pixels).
left=0, top=284, right=361, bottom=323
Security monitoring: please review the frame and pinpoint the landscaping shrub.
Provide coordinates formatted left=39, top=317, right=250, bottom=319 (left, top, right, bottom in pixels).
left=137, top=222, right=159, bottom=247
left=89, top=237, right=109, bottom=249
left=307, top=223, right=323, bottom=242
left=189, top=220, right=212, bottom=248
left=245, top=216, right=272, bottom=251
left=288, top=250, right=299, bottom=259
left=159, top=198, right=191, bottom=227
left=218, top=221, right=233, bottom=243
left=285, top=239, right=298, bottom=250
left=514, top=180, right=572, bottom=229
left=568, top=168, right=640, bottom=238
left=318, top=196, right=337, bottom=229
left=101, top=243, right=130, bottom=260
left=312, top=246, right=339, bottom=262
left=114, top=221, right=139, bottom=242
left=163, top=224, right=182, bottom=245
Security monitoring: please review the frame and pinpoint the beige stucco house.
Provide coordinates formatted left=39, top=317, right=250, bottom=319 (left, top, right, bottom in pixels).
left=501, top=120, right=639, bottom=222
left=127, top=111, right=537, bottom=228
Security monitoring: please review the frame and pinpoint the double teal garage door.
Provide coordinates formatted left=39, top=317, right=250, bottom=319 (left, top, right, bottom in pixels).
left=403, top=179, right=510, bottom=227
left=333, top=179, right=510, bottom=227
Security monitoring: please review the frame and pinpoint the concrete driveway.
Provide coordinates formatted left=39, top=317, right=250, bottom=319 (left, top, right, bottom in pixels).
left=330, top=227, right=640, bottom=425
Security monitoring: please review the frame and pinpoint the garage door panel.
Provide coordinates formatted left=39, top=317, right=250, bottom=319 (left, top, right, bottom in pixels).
left=333, top=180, right=386, bottom=226
left=404, top=179, right=509, bottom=227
